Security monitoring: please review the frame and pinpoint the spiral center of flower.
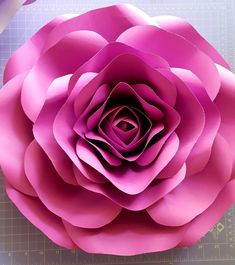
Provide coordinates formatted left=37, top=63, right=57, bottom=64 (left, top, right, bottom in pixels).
left=116, top=120, right=135, bottom=132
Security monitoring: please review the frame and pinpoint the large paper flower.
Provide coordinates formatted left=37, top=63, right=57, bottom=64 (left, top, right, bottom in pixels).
left=0, top=4, right=235, bottom=256
left=0, top=0, right=36, bottom=33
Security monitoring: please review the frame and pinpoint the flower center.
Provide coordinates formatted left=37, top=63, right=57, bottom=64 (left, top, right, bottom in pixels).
left=116, top=120, right=135, bottom=132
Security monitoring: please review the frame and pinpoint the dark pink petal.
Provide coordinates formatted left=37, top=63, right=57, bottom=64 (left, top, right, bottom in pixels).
left=214, top=65, right=235, bottom=169
left=157, top=70, right=205, bottom=179
left=76, top=133, right=179, bottom=195
left=53, top=72, right=108, bottom=183
left=74, top=84, right=110, bottom=134
left=33, top=75, right=77, bottom=185
left=73, top=53, right=174, bottom=120
left=147, top=134, right=233, bottom=226
left=69, top=42, right=170, bottom=95
left=3, top=15, right=70, bottom=83
left=73, top=164, right=186, bottom=211
left=172, top=68, right=220, bottom=175
left=43, top=4, right=153, bottom=46
left=0, top=73, right=36, bottom=196
left=6, top=183, right=76, bottom=249
left=72, top=55, right=179, bottom=164
left=24, top=140, right=122, bottom=228
left=179, top=179, right=235, bottom=246
left=63, top=210, right=187, bottom=256
left=21, top=31, right=107, bottom=121
left=134, top=83, right=180, bottom=166
left=98, top=105, right=147, bottom=152
left=154, top=15, right=230, bottom=69
left=117, top=25, right=220, bottom=100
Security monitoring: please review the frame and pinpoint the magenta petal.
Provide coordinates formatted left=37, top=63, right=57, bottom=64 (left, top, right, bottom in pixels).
left=76, top=133, right=179, bottom=195
left=147, top=134, right=233, bottom=226
left=74, top=84, right=110, bottom=133
left=33, top=75, right=77, bottom=185
left=157, top=70, right=205, bottom=179
left=0, top=74, right=36, bottom=196
left=24, top=141, right=122, bottom=228
left=3, top=15, right=69, bottom=84
left=69, top=42, right=170, bottom=94
left=21, top=31, right=107, bottom=121
left=117, top=25, right=220, bottom=100
left=74, top=164, right=186, bottom=211
left=155, top=15, right=230, bottom=69
left=172, top=68, right=220, bottom=175
left=63, top=210, right=187, bottom=256
left=215, top=65, right=235, bottom=167
left=179, top=179, right=235, bottom=246
left=53, top=72, right=107, bottom=184
left=6, top=183, right=76, bottom=249
left=43, top=4, right=153, bottom=46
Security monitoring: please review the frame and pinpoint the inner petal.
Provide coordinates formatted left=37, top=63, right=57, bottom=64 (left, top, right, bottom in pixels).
left=99, top=105, right=152, bottom=153
left=116, top=119, right=136, bottom=132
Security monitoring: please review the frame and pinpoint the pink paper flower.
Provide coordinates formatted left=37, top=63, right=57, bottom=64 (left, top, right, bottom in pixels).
left=0, top=0, right=36, bottom=33
left=0, top=4, right=235, bottom=256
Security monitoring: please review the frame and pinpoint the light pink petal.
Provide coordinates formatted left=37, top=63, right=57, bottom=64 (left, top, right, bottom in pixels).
left=3, top=15, right=69, bottom=83
left=6, top=183, right=76, bottom=249
left=147, top=134, right=233, bottom=226
left=74, top=164, right=186, bottom=211
left=179, top=179, right=235, bottom=246
left=0, top=74, right=36, bottom=196
left=117, top=25, right=220, bottom=100
left=154, top=15, right=230, bottom=69
left=172, top=68, right=220, bottom=175
left=43, top=4, right=154, bottom=47
left=33, top=75, right=77, bottom=185
left=24, top=140, right=122, bottom=228
left=21, top=31, right=107, bottom=121
left=214, top=65, right=235, bottom=170
left=76, top=133, right=179, bottom=195
left=63, top=210, right=187, bottom=256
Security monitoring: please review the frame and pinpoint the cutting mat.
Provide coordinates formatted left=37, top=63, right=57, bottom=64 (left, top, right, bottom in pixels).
left=0, top=0, right=235, bottom=264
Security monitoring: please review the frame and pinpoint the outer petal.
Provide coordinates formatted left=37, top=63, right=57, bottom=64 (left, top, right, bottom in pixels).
left=63, top=210, right=187, bottom=256
left=33, top=74, right=77, bottom=185
left=43, top=4, right=154, bottom=48
left=117, top=25, right=220, bottom=100
left=154, top=16, right=230, bottom=69
left=147, top=134, right=233, bottom=226
left=3, top=15, right=71, bottom=83
left=179, top=179, right=235, bottom=246
left=0, top=73, right=36, bottom=196
left=214, top=64, right=235, bottom=172
left=157, top=70, right=205, bottom=179
left=21, top=31, right=107, bottom=121
left=172, top=68, right=220, bottom=175
left=24, top=140, right=122, bottom=228
left=6, top=183, right=76, bottom=249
